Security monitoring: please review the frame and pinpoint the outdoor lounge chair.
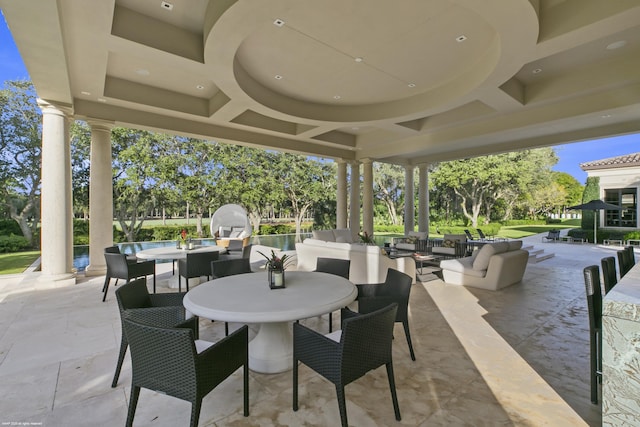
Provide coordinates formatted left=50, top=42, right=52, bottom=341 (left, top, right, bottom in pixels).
left=542, top=230, right=560, bottom=242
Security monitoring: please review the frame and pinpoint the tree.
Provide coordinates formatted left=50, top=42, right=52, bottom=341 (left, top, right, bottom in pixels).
left=0, top=80, right=42, bottom=246
left=581, top=176, right=600, bottom=230
left=213, top=144, right=282, bottom=235
left=553, top=171, right=583, bottom=213
left=170, top=138, right=220, bottom=237
left=430, top=148, right=558, bottom=227
left=272, top=153, right=335, bottom=240
left=373, top=163, right=405, bottom=225
left=111, top=128, right=168, bottom=241
left=70, top=121, right=91, bottom=219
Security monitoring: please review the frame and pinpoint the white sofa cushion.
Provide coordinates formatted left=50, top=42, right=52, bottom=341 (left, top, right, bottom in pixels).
left=313, top=230, right=336, bottom=242
left=440, top=257, right=486, bottom=278
left=333, top=228, right=354, bottom=243
left=472, top=242, right=510, bottom=271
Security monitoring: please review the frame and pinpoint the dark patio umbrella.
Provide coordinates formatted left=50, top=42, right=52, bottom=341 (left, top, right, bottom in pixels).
left=567, top=199, right=623, bottom=243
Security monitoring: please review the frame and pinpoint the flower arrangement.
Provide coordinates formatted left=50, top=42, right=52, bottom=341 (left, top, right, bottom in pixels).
left=358, top=231, right=374, bottom=244
left=179, top=229, right=188, bottom=243
left=258, top=249, right=293, bottom=271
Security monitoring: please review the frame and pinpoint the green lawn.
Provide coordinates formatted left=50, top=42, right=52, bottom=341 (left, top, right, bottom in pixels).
left=0, top=251, right=41, bottom=274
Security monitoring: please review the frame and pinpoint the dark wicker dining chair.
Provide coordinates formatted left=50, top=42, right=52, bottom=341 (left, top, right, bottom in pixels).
left=103, top=252, right=156, bottom=302
left=355, top=268, right=416, bottom=360
left=315, top=257, right=351, bottom=332
left=583, top=265, right=603, bottom=404
left=601, top=256, right=618, bottom=294
left=111, top=277, right=195, bottom=388
left=178, top=251, right=219, bottom=292
left=211, top=258, right=253, bottom=335
left=293, top=303, right=401, bottom=427
left=617, top=247, right=635, bottom=278
left=122, top=318, right=249, bottom=427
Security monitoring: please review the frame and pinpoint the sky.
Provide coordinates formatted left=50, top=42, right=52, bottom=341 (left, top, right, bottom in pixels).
left=1, top=13, right=638, bottom=184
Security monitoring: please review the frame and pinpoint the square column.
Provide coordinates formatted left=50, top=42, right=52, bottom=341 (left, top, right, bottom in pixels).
left=418, top=164, right=429, bottom=234
left=362, top=159, right=374, bottom=236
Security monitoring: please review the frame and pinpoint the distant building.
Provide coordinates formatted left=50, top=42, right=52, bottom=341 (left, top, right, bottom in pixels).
left=580, top=152, right=640, bottom=229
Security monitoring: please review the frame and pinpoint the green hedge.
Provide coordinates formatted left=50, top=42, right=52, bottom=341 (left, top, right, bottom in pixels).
left=259, top=224, right=295, bottom=235
left=0, top=235, right=31, bottom=253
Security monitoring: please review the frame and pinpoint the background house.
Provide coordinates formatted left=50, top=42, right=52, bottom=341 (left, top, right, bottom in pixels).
left=580, top=152, right=640, bottom=229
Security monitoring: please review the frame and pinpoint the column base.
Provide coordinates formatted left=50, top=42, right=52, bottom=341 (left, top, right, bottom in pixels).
left=84, top=264, right=107, bottom=277
left=37, top=272, right=76, bottom=288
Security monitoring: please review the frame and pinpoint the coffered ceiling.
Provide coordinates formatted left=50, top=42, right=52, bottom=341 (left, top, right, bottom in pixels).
left=1, top=0, right=639, bottom=165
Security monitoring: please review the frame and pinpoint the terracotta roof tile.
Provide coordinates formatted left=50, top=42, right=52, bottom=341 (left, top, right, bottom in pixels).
left=580, top=152, right=640, bottom=171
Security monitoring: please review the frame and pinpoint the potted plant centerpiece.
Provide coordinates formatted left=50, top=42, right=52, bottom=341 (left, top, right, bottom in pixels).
left=177, top=229, right=192, bottom=250
left=259, top=249, right=293, bottom=289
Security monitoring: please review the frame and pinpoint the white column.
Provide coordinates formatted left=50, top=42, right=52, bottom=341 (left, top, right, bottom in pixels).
left=404, top=165, right=415, bottom=235
left=349, top=161, right=360, bottom=239
left=38, top=99, right=75, bottom=285
left=362, top=158, right=374, bottom=236
left=336, top=160, right=348, bottom=229
left=418, top=164, right=429, bottom=234
left=85, top=120, right=114, bottom=276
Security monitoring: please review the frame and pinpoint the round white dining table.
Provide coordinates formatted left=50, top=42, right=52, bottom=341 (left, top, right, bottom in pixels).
left=136, top=245, right=227, bottom=288
left=183, top=271, right=357, bottom=374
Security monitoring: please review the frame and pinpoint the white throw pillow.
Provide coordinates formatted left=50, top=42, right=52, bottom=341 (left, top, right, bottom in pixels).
left=408, top=231, right=428, bottom=240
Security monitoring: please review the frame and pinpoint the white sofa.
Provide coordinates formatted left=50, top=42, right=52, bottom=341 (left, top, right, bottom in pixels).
left=440, top=240, right=528, bottom=290
left=296, top=233, right=416, bottom=284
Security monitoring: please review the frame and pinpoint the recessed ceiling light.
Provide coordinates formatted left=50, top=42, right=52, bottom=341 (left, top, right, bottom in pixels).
left=97, top=98, right=107, bottom=103
left=195, top=85, right=204, bottom=90
left=354, top=57, right=363, bottom=63
left=274, top=75, right=283, bottom=80
left=601, top=114, right=612, bottom=118
left=274, top=19, right=285, bottom=27
left=407, top=83, right=416, bottom=88
left=456, top=35, right=467, bottom=42
left=136, top=69, right=150, bottom=76
left=606, top=40, right=627, bottom=50
left=351, top=127, right=360, bottom=131
left=80, top=91, right=91, bottom=96
left=333, top=95, right=341, bottom=100
left=161, top=1, right=173, bottom=11
left=532, top=68, right=542, bottom=74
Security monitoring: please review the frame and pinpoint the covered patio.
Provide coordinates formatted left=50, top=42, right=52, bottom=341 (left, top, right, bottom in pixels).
left=0, top=234, right=609, bottom=425
left=1, top=1, right=639, bottom=285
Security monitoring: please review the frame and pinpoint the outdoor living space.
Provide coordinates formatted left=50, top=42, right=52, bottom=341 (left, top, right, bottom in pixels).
left=0, top=233, right=609, bottom=426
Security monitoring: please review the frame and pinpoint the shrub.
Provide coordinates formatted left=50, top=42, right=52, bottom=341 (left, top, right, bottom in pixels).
left=0, top=234, right=31, bottom=253
left=0, top=219, right=22, bottom=236
left=259, top=224, right=294, bottom=235
left=546, top=218, right=562, bottom=224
